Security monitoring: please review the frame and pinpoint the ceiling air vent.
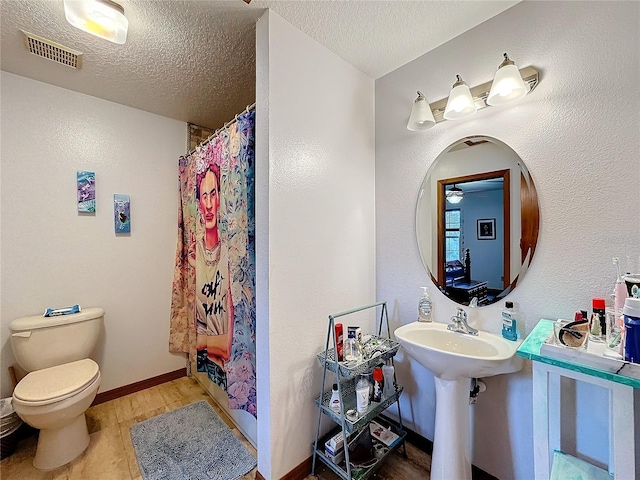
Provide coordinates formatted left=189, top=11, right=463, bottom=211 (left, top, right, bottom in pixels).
left=22, top=31, right=82, bottom=69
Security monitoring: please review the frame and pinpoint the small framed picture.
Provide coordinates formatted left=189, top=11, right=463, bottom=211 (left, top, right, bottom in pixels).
left=114, top=194, right=131, bottom=233
left=477, top=218, right=496, bottom=240
left=77, top=171, right=96, bottom=213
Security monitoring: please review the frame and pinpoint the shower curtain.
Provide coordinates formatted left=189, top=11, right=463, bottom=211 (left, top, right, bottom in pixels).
left=170, top=109, right=256, bottom=418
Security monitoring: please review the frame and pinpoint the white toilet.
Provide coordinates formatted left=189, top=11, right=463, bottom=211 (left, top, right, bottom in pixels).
left=10, top=307, right=104, bottom=470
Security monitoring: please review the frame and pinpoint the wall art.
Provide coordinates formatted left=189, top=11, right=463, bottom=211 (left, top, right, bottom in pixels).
left=77, top=171, right=96, bottom=213
left=477, top=218, right=496, bottom=240
left=114, top=194, right=131, bottom=233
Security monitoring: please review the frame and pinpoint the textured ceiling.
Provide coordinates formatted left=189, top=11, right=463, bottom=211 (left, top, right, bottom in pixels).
left=1, top=0, right=519, bottom=130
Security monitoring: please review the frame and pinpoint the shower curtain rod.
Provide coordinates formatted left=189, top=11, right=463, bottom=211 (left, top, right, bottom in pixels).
left=186, top=102, right=256, bottom=157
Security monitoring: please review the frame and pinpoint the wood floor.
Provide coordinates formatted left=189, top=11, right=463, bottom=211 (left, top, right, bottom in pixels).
left=0, top=376, right=434, bottom=480
left=0, top=377, right=256, bottom=480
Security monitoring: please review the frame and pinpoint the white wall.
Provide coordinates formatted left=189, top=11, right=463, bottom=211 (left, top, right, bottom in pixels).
left=376, top=2, right=639, bottom=479
left=255, top=10, right=376, bottom=479
left=0, top=72, right=186, bottom=398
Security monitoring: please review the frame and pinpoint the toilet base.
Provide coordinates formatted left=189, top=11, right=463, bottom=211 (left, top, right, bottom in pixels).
left=33, top=413, right=90, bottom=470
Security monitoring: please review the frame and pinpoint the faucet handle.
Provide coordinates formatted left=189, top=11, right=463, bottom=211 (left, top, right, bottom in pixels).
left=469, top=297, right=479, bottom=308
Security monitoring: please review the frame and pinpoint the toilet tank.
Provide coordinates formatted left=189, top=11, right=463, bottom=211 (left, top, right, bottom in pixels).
left=10, top=307, right=104, bottom=372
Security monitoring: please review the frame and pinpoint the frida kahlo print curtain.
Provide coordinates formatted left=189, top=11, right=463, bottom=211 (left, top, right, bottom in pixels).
left=169, top=109, right=256, bottom=418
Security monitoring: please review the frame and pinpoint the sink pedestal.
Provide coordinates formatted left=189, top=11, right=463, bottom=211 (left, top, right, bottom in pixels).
left=394, top=321, right=524, bottom=480
left=431, top=377, right=472, bottom=480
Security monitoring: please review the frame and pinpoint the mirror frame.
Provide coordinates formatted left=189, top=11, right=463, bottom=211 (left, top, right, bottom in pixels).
left=417, top=136, right=539, bottom=306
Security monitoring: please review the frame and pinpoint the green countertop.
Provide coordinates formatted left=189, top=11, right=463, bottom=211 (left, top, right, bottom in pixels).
left=517, top=319, right=640, bottom=389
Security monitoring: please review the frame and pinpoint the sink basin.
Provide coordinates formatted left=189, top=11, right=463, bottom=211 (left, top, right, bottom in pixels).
left=394, top=320, right=523, bottom=380
left=394, top=320, right=524, bottom=480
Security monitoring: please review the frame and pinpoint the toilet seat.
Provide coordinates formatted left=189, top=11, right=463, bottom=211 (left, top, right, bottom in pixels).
left=13, top=359, right=100, bottom=407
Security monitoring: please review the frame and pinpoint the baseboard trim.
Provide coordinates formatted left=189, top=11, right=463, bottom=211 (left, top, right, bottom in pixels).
left=280, top=457, right=312, bottom=480
left=91, top=368, right=186, bottom=406
left=255, top=456, right=310, bottom=480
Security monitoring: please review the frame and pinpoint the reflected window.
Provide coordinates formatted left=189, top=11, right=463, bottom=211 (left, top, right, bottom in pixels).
left=445, top=209, right=461, bottom=262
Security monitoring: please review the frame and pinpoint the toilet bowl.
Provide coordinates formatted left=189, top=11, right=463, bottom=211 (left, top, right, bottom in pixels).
left=10, top=307, right=104, bottom=470
left=12, top=359, right=101, bottom=470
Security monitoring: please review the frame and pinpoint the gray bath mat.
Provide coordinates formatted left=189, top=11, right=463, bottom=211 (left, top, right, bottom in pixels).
left=130, top=400, right=256, bottom=480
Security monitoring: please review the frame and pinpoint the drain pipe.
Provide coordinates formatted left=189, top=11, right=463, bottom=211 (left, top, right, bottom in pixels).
left=469, top=378, right=486, bottom=404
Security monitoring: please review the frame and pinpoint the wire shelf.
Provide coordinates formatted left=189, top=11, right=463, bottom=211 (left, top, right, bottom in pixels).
left=316, top=336, right=400, bottom=379
left=312, top=301, right=406, bottom=480
left=315, top=380, right=403, bottom=434
left=313, top=417, right=407, bottom=480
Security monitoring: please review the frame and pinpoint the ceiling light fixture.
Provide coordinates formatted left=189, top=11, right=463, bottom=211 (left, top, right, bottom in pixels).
left=443, top=75, right=477, bottom=121
left=407, top=91, right=436, bottom=131
left=407, top=53, right=538, bottom=129
left=446, top=185, right=464, bottom=204
left=63, top=0, right=128, bottom=45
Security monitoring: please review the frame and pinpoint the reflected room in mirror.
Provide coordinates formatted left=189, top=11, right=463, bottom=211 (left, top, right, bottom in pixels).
left=416, top=136, right=539, bottom=307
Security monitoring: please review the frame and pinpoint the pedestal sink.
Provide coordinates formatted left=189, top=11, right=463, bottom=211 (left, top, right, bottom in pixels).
left=394, top=321, right=523, bottom=480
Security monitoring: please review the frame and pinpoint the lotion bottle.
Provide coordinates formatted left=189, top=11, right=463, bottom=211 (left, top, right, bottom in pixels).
left=329, top=383, right=341, bottom=414
left=355, top=375, right=370, bottom=414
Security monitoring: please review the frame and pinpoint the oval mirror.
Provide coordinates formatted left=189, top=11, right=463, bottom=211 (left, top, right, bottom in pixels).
left=416, top=136, right=539, bottom=307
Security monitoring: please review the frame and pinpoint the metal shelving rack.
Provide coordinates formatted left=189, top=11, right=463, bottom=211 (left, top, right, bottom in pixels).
left=311, top=301, right=406, bottom=480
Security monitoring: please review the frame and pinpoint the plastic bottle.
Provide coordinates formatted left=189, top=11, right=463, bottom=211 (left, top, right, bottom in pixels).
left=418, top=286, right=433, bottom=322
left=590, top=298, right=606, bottom=342
left=335, top=323, right=344, bottom=361
left=501, top=301, right=518, bottom=341
left=382, top=363, right=395, bottom=398
left=623, top=297, right=640, bottom=363
left=372, top=367, right=383, bottom=402
left=329, top=383, right=341, bottom=413
left=343, top=330, right=362, bottom=363
left=355, top=375, right=370, bottom=414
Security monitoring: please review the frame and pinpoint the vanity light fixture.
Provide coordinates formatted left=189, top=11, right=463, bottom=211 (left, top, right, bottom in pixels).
left=407, top=53, right=538, bottom=129
left=443, top=75, right=477, bottom=120
left=446, top=185, right=464, bottom=204
left=487, top=53, right=528, bottom=106
left=63, top=0, right=128, bottom=45
left=407, top=91, right=436, bottom=131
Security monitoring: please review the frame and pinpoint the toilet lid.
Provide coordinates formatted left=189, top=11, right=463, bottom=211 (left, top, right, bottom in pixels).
left=13, top=359, right=99, bottom=404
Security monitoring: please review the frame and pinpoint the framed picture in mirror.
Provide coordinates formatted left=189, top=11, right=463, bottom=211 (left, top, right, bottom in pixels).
left=477, top=218, right=496, bottom=240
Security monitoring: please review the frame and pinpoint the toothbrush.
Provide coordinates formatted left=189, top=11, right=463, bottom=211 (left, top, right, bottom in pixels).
left=613, top=257, right=628, bottom=312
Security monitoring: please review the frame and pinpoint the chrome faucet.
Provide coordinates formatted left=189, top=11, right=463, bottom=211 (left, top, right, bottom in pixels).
left=448, top=305, right=478, bottom=335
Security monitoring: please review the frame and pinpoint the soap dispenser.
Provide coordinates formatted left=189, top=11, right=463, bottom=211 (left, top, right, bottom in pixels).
left=418, top=286, right=433, bottom=322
